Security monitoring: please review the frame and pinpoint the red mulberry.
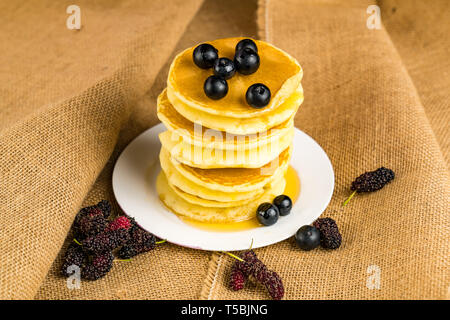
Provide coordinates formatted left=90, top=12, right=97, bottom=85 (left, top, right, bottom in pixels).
left=229, top=266, right=246, bottom=291
left=107, top=216, right=132, bottom=231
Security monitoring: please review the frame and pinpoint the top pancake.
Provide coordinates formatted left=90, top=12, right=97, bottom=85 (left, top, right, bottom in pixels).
left=157, top=88, right=294, bottom=150
left=167, top=37, right=302, bottom=119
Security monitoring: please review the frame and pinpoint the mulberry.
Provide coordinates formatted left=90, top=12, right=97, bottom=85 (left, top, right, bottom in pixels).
left=251, top=260, right=269, bottom=284
left=74, top=211, right=108, bottom=240
left=234, top=250, right=258, bottom=276
left=82, top=229, right=130, bottom=253
left=73, top=201, right=112, bottom=239
left=61, top=243, right=86, bottom=277
left=313, top=218, right=342, bottom=249
left=107, top=216, right=132, bottom=231
left=82, top=251, right=114, bottom=280
left=344, top=167, right=395, bottom=205
left=264, top=271, right=284, bottom=300
left=117, top=222, right=156, bottom=259
left=96, top=200, right=111, bottom=218
left=229, top=250, right=284, bottom=300
left=229, top=266, right=246, bottom=291
left=77, top=200, right=111, bottom=220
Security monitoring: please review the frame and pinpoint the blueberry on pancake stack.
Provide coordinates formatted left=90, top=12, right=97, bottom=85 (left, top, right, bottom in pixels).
left=156, top=37, right=303, bottom=223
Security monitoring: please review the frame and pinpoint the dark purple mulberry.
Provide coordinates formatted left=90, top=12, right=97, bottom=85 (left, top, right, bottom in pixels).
left=74, top=211, right=108, bottom=240
left=344, top=167, right=395, bottom=205
left=82, top=251, right=114, bottom=280
left=73, top=201, right=112, bottom=239
left=117, top=222, right=156, bottom=259
left=251, top=260, right=269, bottom=284
left=351, top=167, right=395, bottom=193
left=264, top=271, right=284, bottom=300
left=230, top=250, right=284, bottom=300
left=81, top=229, right=130, bottom=253
left=313, top=218, right=342, bottom=249
left=234, top=250, right=258, bottom=276
left=61, top=243, right=86, bottom=277
left=96, top=200, right=111, bottom=218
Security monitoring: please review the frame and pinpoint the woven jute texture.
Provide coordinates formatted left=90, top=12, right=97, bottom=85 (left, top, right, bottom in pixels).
left=34, top=0, right=259, bottom=300
left=202, top=0, right=450, bottom=300
left=0, top=0, right=206, bottom=300
left=0, top=0, right=448, bottom=300
left=380, top=0, right=450, bottom=166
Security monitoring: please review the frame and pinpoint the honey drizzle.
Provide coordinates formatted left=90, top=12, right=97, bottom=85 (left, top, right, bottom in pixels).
left=179, top=165, right=300, bottom=232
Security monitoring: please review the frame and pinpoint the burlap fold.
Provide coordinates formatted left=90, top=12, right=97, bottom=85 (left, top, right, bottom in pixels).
left=0, top=0, right=204, bottom=300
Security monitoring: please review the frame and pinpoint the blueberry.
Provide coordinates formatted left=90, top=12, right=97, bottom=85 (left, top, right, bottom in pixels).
left=246, top=83, right=271, bottom=108
left=234, top=47, right=260, bottom=75
left=273, top=195, right=292, bottom=216
left=204, top=75, right=228, bottom=100
left=193, top=43, right=218, bottom=69
left=294, top=225, right=320, bottom=251
left=256, top=202, right=279, bottom=226
left=213, top=57, right=236, bottom=80
left=235, top=39, right=258, bottom=53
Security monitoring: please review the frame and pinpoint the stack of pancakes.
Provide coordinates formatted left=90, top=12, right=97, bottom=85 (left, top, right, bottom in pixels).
left=156, top=38, right=303, bottom=223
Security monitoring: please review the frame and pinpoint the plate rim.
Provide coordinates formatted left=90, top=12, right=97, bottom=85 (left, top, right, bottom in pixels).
left=112, top=123, right=334, bottom=251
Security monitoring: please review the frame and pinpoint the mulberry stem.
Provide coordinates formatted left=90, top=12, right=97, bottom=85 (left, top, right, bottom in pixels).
left=156, top=240, right=166, bottom=244
left=73, top=238, right=82, bottom=246
left=221, top=251, right=244, bottom=262
left=343, top=190, right=357, bottom=206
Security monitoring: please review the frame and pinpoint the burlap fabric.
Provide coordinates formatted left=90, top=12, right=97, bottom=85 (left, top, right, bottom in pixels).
left=0, top=0, right=448, bottom=300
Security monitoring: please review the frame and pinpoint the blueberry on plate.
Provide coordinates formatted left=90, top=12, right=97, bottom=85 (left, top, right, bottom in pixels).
left=256, top=202, right=279, bottom=226
left=204, top=75, right=228, bottom=100
left=213, top=57, right=236, bottom=80
left=246, top=83, right=271, bottom=108
left=234, top=47, right=260, bottom=75
left=273, top=195, right=292, bottom=216
left=235, top=38, right=258, bottom=53
left=193, top=43, right=218, bottom=69
left=294, top=225, right=320, bottom=251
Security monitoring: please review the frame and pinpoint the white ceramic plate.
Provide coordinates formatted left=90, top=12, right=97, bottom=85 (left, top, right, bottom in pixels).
left=112, top=123, right=334, bottom=251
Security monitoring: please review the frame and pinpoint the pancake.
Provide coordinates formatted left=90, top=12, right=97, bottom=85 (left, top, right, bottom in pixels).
left=170, top=173, right=285, bottom=208
left=167, top=37, right=302, bottom=118
left=159, top=126, right=294, bottom=168
left=157, top=89, right=294, bottom=150
left=166, top=145, right=292, bottom=192
left=167, top=84, right=303, bottom=135
left=160, top=147, right=265, bottom=201
left=157, top=170, right=286, bottom=222
left=155, top=37, right=302, bottom=223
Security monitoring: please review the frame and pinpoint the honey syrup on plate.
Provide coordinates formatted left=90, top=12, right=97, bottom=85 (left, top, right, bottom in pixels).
left=179, top=165, right=300, bottom=232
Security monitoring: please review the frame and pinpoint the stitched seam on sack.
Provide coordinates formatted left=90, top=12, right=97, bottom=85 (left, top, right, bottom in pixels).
left=199, top=252, right=223, bottom=300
